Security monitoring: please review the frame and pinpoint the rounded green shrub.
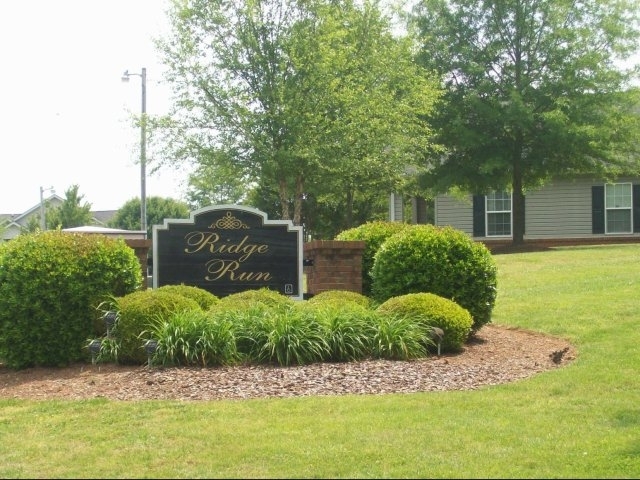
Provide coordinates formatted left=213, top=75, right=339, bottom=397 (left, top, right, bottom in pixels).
left=156, top=284, right=219, bottom=310
left=212, top=288, right=295, bottom=312
left=376, top=293, right=473, bottom=352
left=0, top=231, right=142, bottom=369
left=112, top=289, right=201, bottom=364
left=335, top=221, right=410, bottom=296
left=307, top=289, right=372, bottom=309
left=371, top=225, right=497, bottom=331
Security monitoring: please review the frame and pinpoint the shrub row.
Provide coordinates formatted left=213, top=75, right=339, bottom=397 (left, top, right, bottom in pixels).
left=336, top=221, right=497, bottom=331
left=93, top=287, right=474, bottom=367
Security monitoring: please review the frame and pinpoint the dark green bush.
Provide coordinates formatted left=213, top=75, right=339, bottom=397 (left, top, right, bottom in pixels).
left=156, top=284, right=219, bottom=310
left=376, top=292, right=473, bottom=352
left=335, top=221, right=410, bottom=296
left=307, top=290, right=373, bottom=309
left=112, top=289, right=201, bottom=364
left=0, top=231, right=142, bottom=369
left=371, top=225, right=497, bottom=331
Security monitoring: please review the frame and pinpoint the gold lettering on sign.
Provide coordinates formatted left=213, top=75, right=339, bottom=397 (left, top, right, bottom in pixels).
left=184, top=233, right=268, bottom=261
left=181, top=211, right=277, bottom=285
left=205, top=259, right=273, bottom=282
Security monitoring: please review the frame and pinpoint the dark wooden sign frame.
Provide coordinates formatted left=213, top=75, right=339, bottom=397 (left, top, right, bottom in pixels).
left=152, top=205, right=303, bottom=300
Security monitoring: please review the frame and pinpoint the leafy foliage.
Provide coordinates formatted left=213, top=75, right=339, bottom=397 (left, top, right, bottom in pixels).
left=157, top=0, right=441, bottom=232
left=144, top=309, right=238, bottom=367
left=296, top=301, right=376, bottom=362
left=108, top=196, right=190, bottom=239
left=371, top=225, right=497, bottom=331
left=156, top=284, right=219, bottom=310
left=335, top=221, right=411, bottom=296
left=377, top=293, right=473, bottom=352
left=411, top=0, right=640, bottom=244
left=46, top=184, right=93, bottom=229
left=306, top=289, right=373, bottom=309
left=0, top=231, right=142, bottom=368
left=111, top=289, right=201, bottom=364
left=211, top=288, right=296, bottom=312
left=370, top=313, right=431, bottom=360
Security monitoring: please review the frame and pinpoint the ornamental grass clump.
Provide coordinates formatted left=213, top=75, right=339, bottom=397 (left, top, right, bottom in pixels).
left=111, top=289, right=201, bottom=364
left=377, top=292, right=473, bottom=352
left=143, top=309, right=238, bottom=367
left=298, top=301, right=376, bottom=362
left=247, top=307, right=330, bottom=366
left=371, top=225, right=497, bottom=331
left=370, top=313, right=432, bottom=360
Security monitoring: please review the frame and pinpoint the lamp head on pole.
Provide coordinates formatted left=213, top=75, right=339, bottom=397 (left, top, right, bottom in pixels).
left=121, top=70, right=131, bottom=82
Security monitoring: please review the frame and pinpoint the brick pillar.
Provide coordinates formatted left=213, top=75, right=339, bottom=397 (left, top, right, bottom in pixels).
left=303, top=240, right=366, bottom=296
left=125, top=239, right=152, bottom=290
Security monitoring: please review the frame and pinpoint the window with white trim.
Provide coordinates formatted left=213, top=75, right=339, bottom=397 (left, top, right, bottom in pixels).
left=605, top=183, right=632, bottom=234
left=486, top=191, right=512, bottom=236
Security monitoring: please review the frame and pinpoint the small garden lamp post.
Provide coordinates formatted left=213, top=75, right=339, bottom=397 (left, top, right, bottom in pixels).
left=88, top=339, right=102, bottom=365
left=103, top=311, right=117, bottom=337
left=430, top=327, right=445, bottom=356
left=144, top=339, right=158, bottom=368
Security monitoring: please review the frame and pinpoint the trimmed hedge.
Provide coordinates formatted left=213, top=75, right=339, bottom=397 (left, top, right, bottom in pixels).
left=0, top=231, right=142, bottom=369
left=335, top=221, right=410, bottom=296
left=371, top=225, right=497, bottom=331
left=376, top=292, right=473, bottom=352
left=155, top=284, right=219, bottom=310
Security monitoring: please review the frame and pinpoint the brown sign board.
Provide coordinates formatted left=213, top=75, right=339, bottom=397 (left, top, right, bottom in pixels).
left=152, top=205, right=303, bottom=299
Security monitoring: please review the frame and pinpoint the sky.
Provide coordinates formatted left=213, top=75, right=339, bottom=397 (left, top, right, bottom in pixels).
left=0, top=0, right=188, bottom=214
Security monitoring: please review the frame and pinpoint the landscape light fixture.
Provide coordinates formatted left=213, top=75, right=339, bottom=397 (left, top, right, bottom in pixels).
left=88, top=339, right=102, bottom=365
left=121, top=67, right=147, bottom=237
left=144, top=339, right=158, bottom=368
left=103, top=311, right=117, bottom=337
left=430, top=327, right=445, bottom=356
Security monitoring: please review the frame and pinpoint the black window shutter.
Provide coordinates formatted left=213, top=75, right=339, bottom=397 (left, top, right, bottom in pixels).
left=633, top=184, right=640, bottom=233
left=592, top=186, right=605, bottom=234
left=473, top=195, right=485, bottom=237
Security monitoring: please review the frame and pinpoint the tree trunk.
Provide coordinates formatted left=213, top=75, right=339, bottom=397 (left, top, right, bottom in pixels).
left=344, top=188, right=354, bottom=230
left=512, top=132, right=525, bottom=245
left=293, top=174, right=304, bottom=226
left=278, top=178, right=290, bottom=221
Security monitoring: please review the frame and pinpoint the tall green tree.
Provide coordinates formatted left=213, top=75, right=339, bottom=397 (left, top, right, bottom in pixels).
left=47, top=184, right=92, bottom=229
left=108, top=196, right=190, bottom=239
left=156, top=0, right=441, bottom=232
left=411, top=0, right=640, bottom=244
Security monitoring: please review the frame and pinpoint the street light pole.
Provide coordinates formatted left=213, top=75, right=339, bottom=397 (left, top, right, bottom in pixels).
left=122, top=67, right=147, bottom=237
left=39, top=186, right=54, bottom=231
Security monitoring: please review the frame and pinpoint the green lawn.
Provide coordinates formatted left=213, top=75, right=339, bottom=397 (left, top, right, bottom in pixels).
left=1, top=244, right=639, bottom=478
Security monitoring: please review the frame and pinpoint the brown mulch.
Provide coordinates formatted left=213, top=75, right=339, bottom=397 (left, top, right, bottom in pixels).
left=0, top=324, right=576, bottom=401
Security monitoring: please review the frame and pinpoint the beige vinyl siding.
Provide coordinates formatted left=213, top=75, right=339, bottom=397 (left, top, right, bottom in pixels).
left=434, top=194, right=474, bottom=235
left=435, top=177, right=640, bottom=240
left=524, top=179, right=593, bottom=238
